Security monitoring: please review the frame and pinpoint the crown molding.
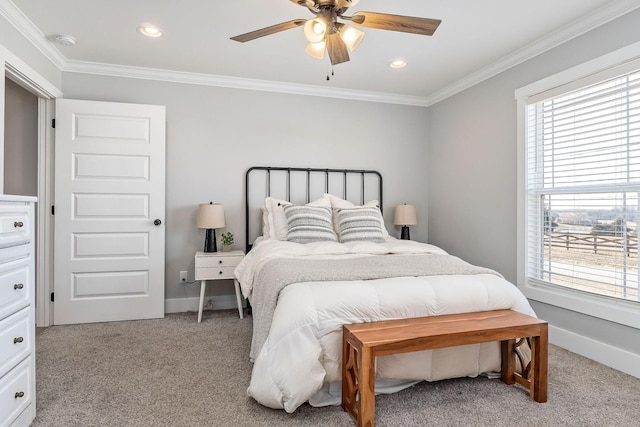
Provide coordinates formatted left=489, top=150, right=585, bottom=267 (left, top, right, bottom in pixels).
left=62, top=60, right=432, bottom=106
left=424, top=0, right=640, bottom=106
left=0, top=0, right=66, bottom=69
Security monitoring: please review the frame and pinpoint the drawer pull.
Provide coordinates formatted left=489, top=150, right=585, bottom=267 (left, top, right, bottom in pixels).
left=219, top=260, right=223, bottom=264
left=14, top=283, right=24, bottom=290
left=219, top=271, right=223, bottom=275
left=14, top=221, right=24, bottom=228
left=15, top=391, right=25, bottom=399
left=14, top=337, right=24, bottom=344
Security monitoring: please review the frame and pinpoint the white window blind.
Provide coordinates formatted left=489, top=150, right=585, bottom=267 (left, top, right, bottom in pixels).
left=526, top=68, right=640, bottom=302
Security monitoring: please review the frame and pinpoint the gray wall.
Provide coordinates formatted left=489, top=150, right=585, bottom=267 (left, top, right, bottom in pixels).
left=61, top=72, right=429, bottom=300
left=4, top=77, right=38, bottom=196
left=427, top=10, right=640, bottom=354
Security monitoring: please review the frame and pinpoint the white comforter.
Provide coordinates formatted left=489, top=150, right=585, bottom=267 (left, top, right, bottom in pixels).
left=236, top=239, right=535, bottom=413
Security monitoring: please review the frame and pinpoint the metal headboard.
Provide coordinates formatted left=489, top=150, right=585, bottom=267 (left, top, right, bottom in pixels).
left=245, top=166, right=383, bottom=251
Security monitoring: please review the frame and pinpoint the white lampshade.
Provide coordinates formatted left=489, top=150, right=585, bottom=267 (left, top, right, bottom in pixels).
left=394, top=204, right=417, bottom=226
left=197, top=203, right=225, bottom=229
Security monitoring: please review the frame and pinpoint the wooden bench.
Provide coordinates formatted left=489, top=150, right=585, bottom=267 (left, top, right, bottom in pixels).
left=341, top=309, right=548, bottom=427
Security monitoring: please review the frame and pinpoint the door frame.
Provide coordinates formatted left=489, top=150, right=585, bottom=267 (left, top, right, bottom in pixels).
left=3, top=48, right=62, bottom=327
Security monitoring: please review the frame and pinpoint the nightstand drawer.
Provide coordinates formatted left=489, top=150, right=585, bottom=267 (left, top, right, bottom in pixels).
left=195, top=255, right=242, bottom=269
left=195, top=266, right=236, bottom=280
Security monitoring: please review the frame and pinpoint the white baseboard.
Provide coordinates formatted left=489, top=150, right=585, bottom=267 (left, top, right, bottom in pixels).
left=164, top=295, right=240, bottom=314
left=549, top=325, right=640, bottom=379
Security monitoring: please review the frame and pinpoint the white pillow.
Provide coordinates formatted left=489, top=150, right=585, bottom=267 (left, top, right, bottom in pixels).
left=324, top=193, right=390, bottom=237
left=260, top=207, right=270, bottom=239
left=264, top=196, right=331, bottom=240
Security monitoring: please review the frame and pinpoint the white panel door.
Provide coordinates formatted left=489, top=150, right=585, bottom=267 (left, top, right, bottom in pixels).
left=54, top=99, right=165, bottom=324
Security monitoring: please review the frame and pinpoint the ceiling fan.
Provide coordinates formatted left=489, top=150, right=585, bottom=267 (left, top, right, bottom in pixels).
left=230, top=0, right=441, bottom=66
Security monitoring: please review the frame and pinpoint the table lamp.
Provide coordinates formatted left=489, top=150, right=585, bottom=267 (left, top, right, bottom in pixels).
left=197, top=202, right=225, bottom=252
left=394, top=204, right=417, bottom=240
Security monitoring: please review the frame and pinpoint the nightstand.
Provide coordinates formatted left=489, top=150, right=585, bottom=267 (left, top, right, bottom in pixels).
left=195, top=250, right=245, bottom=322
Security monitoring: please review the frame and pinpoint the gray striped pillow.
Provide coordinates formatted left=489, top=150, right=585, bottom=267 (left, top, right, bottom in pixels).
left=283, top=205, right=337, bottom=243
left=335, top=207, right=386, bottom=243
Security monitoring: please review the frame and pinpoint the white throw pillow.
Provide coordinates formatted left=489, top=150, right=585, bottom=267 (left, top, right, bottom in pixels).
left=260, top=207, right=270, bottom=239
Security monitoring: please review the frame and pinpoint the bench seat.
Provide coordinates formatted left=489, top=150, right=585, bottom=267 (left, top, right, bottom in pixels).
left=341, top=309, right=548, bottom=427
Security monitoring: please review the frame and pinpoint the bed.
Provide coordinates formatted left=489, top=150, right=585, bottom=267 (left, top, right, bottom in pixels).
left=236, top=166, right=536, bottom=413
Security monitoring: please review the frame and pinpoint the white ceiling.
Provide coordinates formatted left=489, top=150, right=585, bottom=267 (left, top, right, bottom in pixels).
left=4, top=0, right=639, bottom=105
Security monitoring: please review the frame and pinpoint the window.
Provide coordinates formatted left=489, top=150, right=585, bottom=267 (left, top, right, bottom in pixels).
left=525, top=68, right=640, bottom=304
left=516, top=44, right=640, bottom=330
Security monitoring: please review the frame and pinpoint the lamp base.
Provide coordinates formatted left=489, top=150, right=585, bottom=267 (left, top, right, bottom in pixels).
left=400, top=226, right=410, bottom=240
left=204, top=228, right=217, bottom=252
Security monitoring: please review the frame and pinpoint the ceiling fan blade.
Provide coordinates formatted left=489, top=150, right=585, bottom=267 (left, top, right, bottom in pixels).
left=326, top=33, right=350, bottom=65
left=351, top=12, right=441, bottom=36
left=230, top=20, right=306, bottom=43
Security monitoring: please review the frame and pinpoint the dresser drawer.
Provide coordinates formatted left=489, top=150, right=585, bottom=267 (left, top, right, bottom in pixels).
left=0, top=204, right=31, bottom=249
left=0, top=308, right=32, bottom=379
left=0, top=357, right=33, bottom=427
left=0, top=256, right=30, bottom=322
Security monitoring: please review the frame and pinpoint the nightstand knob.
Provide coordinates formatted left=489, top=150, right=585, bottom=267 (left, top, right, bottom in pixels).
left=219, top=271, right=223, bottom=275
left=14, top=283, right=24, bottom=290
left=219, top=260, right=223, bottom=264
left=15, top=392, right=24, bottom=399
left=14, top=337, right=24, bottom=344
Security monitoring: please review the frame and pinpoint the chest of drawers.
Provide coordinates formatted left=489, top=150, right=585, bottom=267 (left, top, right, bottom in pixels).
left=0, top=196, right=36, bottom=427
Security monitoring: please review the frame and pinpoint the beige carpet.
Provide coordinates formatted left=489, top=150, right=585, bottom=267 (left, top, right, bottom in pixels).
left=34, top=310, right=640, bottom=426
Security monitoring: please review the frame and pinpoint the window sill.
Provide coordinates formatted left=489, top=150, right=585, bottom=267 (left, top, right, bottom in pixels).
left=521, top=280, right=640, bottom=329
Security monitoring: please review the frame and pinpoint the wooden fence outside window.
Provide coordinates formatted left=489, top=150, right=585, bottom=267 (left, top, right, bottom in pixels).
left=544, top=232, right=638, bottom=256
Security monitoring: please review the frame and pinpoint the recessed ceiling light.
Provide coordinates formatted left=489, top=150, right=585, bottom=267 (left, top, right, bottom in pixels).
left=54, top=34, right=76, bottom=47
left=389, top=59, right=407, bottom=69
left=137, top=25, right=163, bottom=38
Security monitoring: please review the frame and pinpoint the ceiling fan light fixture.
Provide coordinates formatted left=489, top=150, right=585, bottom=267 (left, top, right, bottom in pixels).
left=303, top=18, right=326, bottom=43
left=305, top=40, right=326, bottom=60
left=338, top=24, right=364, bottom=52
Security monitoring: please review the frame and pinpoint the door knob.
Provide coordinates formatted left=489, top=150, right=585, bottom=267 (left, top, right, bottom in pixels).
left=154, top=219, right=162, bottom=226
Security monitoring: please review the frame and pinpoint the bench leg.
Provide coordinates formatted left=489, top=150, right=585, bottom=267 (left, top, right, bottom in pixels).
left=342, top=331, right=358, bottom=421
left=358, top=346, right=375, bottom=427
left=531, top=326, right=548, bottom=402
left=500, top=339, right=516, bottom=385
